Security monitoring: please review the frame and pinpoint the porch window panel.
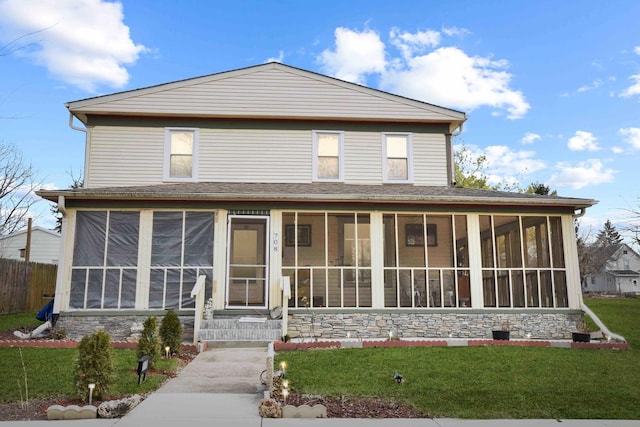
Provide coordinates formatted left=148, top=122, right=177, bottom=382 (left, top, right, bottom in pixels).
left=357, top=214, right=371, bottom=267
left=339, top=269, right=353, bottom=307
left=523, top=217, right=550, bottom=268
left=165, top=269, right=182, bottom=309
left=181, top=268, right=198, bottom=309
left=457, top=271, right=471, bottom=307
left=428, top=270, right=441, bottom=307
left=442, top=271, right=456, bottom=307
left=312, top=269, right=327, bottom=307
left=483, top=270, right=496, bottom=307
left=281, top=213, right=296, bottom=267
left=73, top=211, right=107, bottom=266
left=511, top=270, right=525, bottom=307
left=455, top=215, right=469, bottom=268
left=296, top=268, right=311, bottom=307
left=383, top=214, right=397, bottom=268
left=479, top=216, right=494, bottom=268
left=495, top=216, right=522, bottom=268
left=526, top=270, right=540, bottom=307
left=183, top=212, right=215, bottom=266
left=554, top=271, right=568, bottom=307
left=384, top=270, right=398, bottom=307
left=70, top=269, right=87, bottom=309
left=359, top=270, right=372, bottom=307
left=427, top=216, right=454, bottom=268
left=327, top=214, right=340, bottom=267
left=149, top=269, right=165, bottom=309
left=86, top=269, right=103, bottom=309
left=106, top=212, right=139, bottom=267
left=103, top=269, right=120, bottom=309
left=540, top=271, right=554, bottom=307
left=497, top=270, right=511, bottom=308
left=120, top=269, right=137, bottom=309
left=398, top=215, right=425, bottom=267
left=413, top=270, right=427, bottom=307
left=297, top=213, right=325, bottom=267
left=549, top=217, right=565, bottom=267
left=399, top=269, right=413, bottom=307
left=282, top=268, right=296, bottom=307
left=152, top=212, right=183, bottom=267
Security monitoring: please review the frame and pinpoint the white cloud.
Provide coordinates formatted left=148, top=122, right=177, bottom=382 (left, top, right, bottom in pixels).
left=568, top=131, right=600, bottom=151
left=318, top=27, right=530, bottom=119
left=483, top=145, right=546, bottom=176
left=266, top=50, right=284, bottom=63
left=612, top=146, right=624, bottom=154
left=389, top=28, right=440, bottom=60
left=441, top=26, right=471, bottom=37
left=621, top=75, right=640, bottom=98
left=521, top=132, right=541, bottom=144
left=634, top=46, right=640, bottom=55
left=619, top=127, right=640, bottom=149
left=549, top=159, right=614, bottom=189
left=577, top=79, right=602, bottom=93
left=381, top=46, right=530, bottom=119
left=0, top=0, right=147, bottom=92
left=318, top=27, right=386, bottom=85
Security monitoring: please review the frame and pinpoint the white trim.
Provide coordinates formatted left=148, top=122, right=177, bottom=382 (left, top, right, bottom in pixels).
left=226, top=215, right=270, bottom=309
left=163, top=127, right=199, bottom=182
left=312, top=130, right=344, bottom=182
left=382, top=133, right=413, bottom=183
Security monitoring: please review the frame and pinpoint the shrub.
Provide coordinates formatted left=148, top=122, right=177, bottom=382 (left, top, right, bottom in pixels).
left=137, top=316, right=161, bottom=369
left=75, top=329, right=113, bottom=401
left=159, top=309, right=183, bottom=356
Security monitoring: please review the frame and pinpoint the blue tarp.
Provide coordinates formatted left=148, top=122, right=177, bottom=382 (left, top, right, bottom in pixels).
left=36, top=299, right=54, bottom=322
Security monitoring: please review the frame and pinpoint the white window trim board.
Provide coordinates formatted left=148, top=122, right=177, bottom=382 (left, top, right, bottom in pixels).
left=312, top=130, right=344, bottom=182
left=382, top=133, right=413, bottom=183
left=163, top=127, right=199, bottom=182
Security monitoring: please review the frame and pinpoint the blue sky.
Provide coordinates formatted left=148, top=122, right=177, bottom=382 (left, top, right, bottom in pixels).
left=1, top=0, right=639, bottom=240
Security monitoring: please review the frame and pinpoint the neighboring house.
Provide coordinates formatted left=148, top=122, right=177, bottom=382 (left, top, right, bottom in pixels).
left=37, top=62, right=595, bottom=342
left=584, top=243, right=640, bottom=295
left=0, top=226, right=61, bottom=265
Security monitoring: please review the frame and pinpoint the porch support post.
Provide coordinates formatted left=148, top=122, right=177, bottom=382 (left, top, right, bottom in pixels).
left=136, top=210, right=153, bottom=309
left=562, top=214, right=582, bottom=309
left=466, top=214, right=484, bottom=309
left=370, top=212, right=384, bottom=308
left=213, top=210, right=228, bottom=310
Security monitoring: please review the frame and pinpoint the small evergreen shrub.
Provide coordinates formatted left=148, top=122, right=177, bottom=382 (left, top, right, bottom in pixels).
left=75, top=329, right=113, bottom=401
left=137, top=316, right=161, bottom=369
left=159, top=309, right=183, bottom=355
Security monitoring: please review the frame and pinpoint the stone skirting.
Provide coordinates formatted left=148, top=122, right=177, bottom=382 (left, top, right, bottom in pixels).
left=54, top=312, right=195, bottom=342
left=285, top=310, right=584, bottom=341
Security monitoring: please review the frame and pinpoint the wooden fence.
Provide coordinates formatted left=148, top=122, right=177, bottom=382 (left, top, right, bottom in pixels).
left=0, top=259, right=57, bottom=314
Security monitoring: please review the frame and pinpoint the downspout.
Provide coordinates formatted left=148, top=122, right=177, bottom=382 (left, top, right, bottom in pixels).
left=571, top=206, right=626, bottom=342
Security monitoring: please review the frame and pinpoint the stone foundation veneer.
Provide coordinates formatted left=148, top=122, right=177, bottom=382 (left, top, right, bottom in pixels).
left=54, top=312, right=195, bottom=341
left=285, top=310, right=584, bottom=341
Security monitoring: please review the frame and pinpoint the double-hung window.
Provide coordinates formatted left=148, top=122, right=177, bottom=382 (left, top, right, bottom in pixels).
left=164, top=128, right=199, bottom=181
left=313, top=131, right=344, bottom=181
left=383, top=133, right=412, bottom=183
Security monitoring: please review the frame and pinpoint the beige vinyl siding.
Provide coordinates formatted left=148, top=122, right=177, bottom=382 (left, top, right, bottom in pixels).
left=199, top=128, right=311, bottom=183
left=344, top=131, right=382, bottom=184
left=412, top=133, right=448, bottom=186
left=73, top=68, right=458, bottom=122
left=87, top=127, right=164, bottom=187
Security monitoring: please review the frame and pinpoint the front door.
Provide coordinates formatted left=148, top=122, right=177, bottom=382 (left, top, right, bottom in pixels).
left=226, top=216, right=269, bottom=308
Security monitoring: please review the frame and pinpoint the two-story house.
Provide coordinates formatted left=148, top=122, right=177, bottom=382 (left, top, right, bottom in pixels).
left=584, top=243, right=640, bottom=295
left=38, top=62, right=595, bottom=343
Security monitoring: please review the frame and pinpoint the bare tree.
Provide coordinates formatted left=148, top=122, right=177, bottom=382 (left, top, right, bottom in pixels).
left=0, top=142, right=40, bottom=235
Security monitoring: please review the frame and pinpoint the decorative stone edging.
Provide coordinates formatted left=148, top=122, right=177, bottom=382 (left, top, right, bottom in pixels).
left=273, top=338, right=630, bottom=351
left=47, top=404, right=97, bottom=420
left=282, top=403, right=327, bottom=418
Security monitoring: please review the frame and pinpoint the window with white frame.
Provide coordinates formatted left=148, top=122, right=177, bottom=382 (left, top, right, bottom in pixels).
left=149, top=211, right=214, bottom=309
left=164, top=128, right=198, bottom=181
left=282, top=212, right=372, bottom=308
left=383, top=133, right=412, bottom=182
left=70, top=211, right=140, bottom=309
left=479, top=215, right=567, bottom=308
left=313, top=131, right=343, bottom=181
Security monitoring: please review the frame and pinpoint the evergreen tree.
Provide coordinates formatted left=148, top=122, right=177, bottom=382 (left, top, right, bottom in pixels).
left=596, top=219, right=623, bottom=247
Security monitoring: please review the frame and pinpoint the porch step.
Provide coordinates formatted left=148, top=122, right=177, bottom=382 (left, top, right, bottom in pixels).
left=199, top=317, right=282, bottom=342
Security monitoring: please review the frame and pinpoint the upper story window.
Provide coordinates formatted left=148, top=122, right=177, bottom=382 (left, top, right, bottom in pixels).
left=383, top=133, right=412, bottom=183
left=313, top=131, right=344, bottom=181
left=164, top=128, right=199, bottom=181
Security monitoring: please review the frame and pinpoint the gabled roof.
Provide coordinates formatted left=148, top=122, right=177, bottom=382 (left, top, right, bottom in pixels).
left=66, top=62, right=466, bottom=132
left=38, top=182, right=595, bottom=210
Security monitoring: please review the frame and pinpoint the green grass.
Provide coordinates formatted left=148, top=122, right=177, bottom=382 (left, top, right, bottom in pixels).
left=0, top=346, right=180, bottom=402
left=276, top=296, right=640, bottom=419
left=0, top=312, right=40, bottom=331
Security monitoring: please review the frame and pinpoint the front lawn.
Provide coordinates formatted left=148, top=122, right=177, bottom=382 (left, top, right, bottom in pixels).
left=275, top=297, right=640, bottom=419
